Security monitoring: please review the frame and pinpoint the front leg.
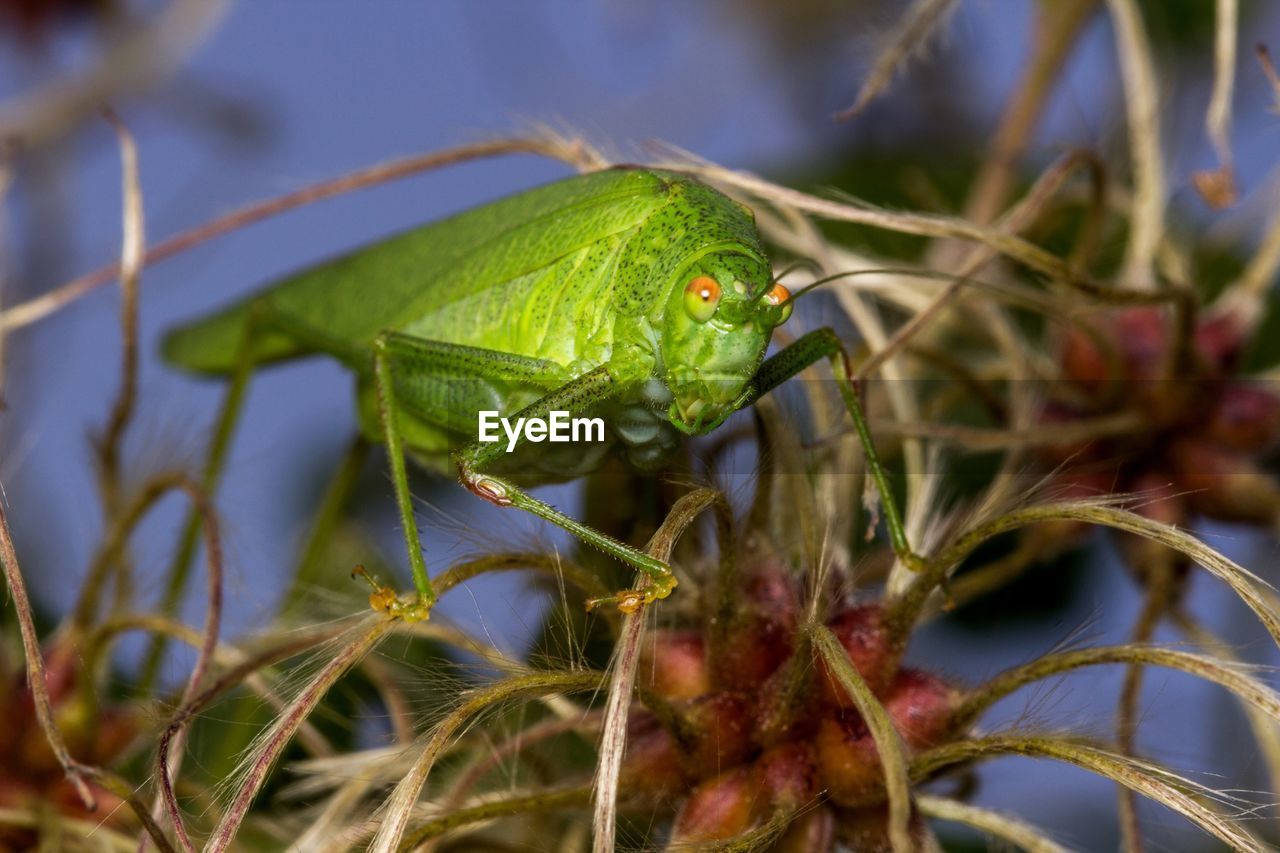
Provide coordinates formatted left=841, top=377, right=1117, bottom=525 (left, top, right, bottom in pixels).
left=733, top=328, right=923, bottom=571
left=374, top=331, right=677, bottom=614
left=454, top=365, right=679, bottom=613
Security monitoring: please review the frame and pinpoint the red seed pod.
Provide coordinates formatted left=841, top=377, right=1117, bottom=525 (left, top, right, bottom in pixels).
left=818, top=604, right=895, bottom=703
left=1205, top=383, right=1280, bottom=452
left=814, top=715, right=881, bottom=807
left=670, top=765, right=762, bottom=843
left=709, top=611, right=793, bottom=692
left=684, top=691, right=754, bottom=772
left=748, top=655, right=821, bottom=748
left=774, top=805, right=836, bottom=853
left=620, top=711, right=690, bottom=801
left=882, top=668, right=959, bottom=750
left=756, top=740, right=818, bottom=808
left=639, top=629, right=708, bottom=700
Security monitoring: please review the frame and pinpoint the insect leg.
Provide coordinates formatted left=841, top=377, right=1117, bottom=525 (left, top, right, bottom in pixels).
left=373, top=332, right=677, bottom=612
left=735, top=328, right=923, bottom=571
left=454, top=368, right=678, bottom=612
left=371, top=335, right=436, bottom=617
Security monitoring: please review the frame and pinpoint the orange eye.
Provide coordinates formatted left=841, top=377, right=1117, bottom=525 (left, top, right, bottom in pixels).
left=762, top=282, right=793, bottom=324
left=684, top=275, right=721, bottom=322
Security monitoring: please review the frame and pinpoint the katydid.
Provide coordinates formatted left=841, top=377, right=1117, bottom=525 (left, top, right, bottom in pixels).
left=163, top=166, right=916, bottom=619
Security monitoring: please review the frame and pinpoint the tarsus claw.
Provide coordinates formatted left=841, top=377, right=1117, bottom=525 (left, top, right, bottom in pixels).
left=585, top=573, right=678, bottom=614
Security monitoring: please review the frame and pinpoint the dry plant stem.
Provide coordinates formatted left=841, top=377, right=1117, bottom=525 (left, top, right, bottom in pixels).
left=866, top=410, right=1143, bottom=451
left=1207, top=0, right=1238, bottom=169
left=812, top=623, right=914, bottom=853
left=0, top=499, right=97, bottom=810
left=594, top=611, right=644, bottom=853
left=92, top=773, right=180, bottom=853
left=911, top=735, right=1264, bottom=850
left=676, top=164, right=1088, bottom=287
left=207, top=616, right=394, bottom=852
left=1171, top=609, right=1280, bottom=827
left=443, top=713, right=604, bottom=811
left=84, top=614, right=332, bottom=759
left=143, top=481, right=223, bottom=851
left=961, top=0, right=1099, bottom=228
left=399, top=785, right=595, bottom=849
left=151, top=622, right=347, bottom=790
left=71, top=471, right=216, bottom=631
left=368, top=669, right=603, bottom=853
left=861, top=147, right=1109, bottom=385
left=834, top=0, right=960, bottom=121
left=594, top=488, right=729, bottom=853
left=887, top=502, right=1280, bottom=650
left=952, top=644, right=1280, bottom=731
left=139, top=323, right=255, bottom=689
left=96, top=109, right=145, bottom=510
left=1116, top=560, right=1180, bottom=853
left=0, top=136, right=604, bottom=333
left=1106, top=0, right=1166, bottom=289
left=1219, top=197, right=1280, bottom=325
left=915, top=794, right=1070, bottom=853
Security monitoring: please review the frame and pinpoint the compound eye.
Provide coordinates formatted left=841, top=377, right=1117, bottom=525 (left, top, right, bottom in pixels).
left=762, top=282, right=793, bottom=325
left=684, top=275, right=721, bottom=323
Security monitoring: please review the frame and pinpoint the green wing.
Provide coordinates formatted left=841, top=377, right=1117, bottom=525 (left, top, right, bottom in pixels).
left=162, top=167, right=673, bottom=374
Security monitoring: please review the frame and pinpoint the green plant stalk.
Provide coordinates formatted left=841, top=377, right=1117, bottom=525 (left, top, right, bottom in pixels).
left=812, top=623, right=914, bottom=853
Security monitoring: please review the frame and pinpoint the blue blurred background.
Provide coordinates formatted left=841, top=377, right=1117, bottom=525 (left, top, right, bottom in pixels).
left=3, top=2, right=1280, bottom=847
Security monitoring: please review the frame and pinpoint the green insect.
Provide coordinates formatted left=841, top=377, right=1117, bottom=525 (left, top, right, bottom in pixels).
left=163, top=167, right=914, bottom=619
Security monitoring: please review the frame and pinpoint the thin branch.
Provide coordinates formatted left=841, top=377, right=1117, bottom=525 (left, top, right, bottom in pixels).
left=953, top=644, right=1280, bottom=731
left=367, top=670, right=603, bottom=853
left=1106, top=0, right=1166, bottom=288
left=912, top=735, right=1265, bottom=851
left=0, top=136, right=605, bottom=333
left=206, top=616, right=394, bottom=852
left=916, top=794, right=1071, bottom=852
left=1207, top=0, right=1238, bottom=168
left=145, top=480, right=224, bottom=853
left=0, top=497, right=97, bottom=810
left=593, top=488, right=728, bottom=853
left=97, top=109, right=146, bottom=494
